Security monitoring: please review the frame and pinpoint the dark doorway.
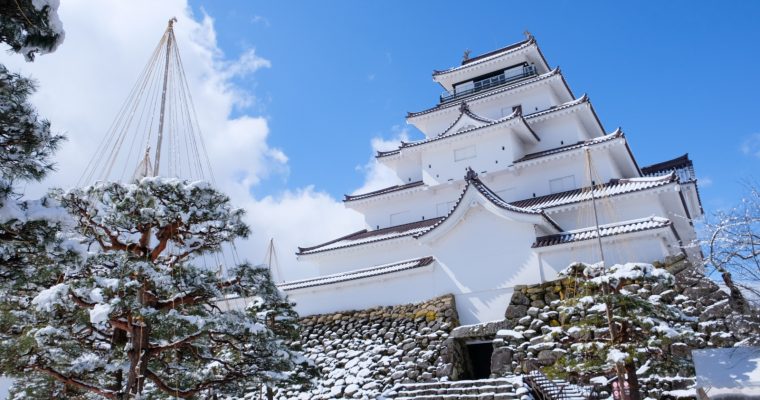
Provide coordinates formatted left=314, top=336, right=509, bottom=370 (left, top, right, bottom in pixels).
left=465, top=342, right=493, bottom=380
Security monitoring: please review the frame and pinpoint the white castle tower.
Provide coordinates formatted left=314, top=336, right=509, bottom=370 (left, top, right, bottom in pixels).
left=281, top=35, right=703, bottom=324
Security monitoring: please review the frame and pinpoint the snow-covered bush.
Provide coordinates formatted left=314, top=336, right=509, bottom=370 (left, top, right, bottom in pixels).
left=545, top=262, right=699, bottom=398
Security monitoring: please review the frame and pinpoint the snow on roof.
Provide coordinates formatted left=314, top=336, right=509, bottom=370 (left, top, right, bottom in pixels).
left=511, top=172, right=678, bottom=210
left=396, top=110, right=525, bottom=152
left=278, top=256, right=434, bottom=291
left=437, top=102, right=498, bottom=137
left=432, top=37, right=534, bottom=77
left=532, top=216, right=673, bottom=248
left=343, top=180, right=424, bottom=202
left=300, top=169, right=560, bottom=255
left=415, top=168, right=562, bottom=238
left=514, top=128, right=623, bottom=163
left=296, top=218, right=442, bottom=256
left=407, top=68, right=563, bottom=119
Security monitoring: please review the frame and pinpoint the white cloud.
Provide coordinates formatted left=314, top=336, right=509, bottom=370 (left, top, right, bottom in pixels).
left=251, top=15, right=271, bottom=27
left=740, top=133, right=760, bottom=158
left=351, top=128, right=408, bottom=195
left=699, top=177, right=713, bottom=188
left=0, top=0, right=365, bottom=282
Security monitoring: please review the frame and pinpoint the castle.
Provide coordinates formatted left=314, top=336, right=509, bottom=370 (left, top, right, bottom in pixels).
left=279, top=35, right=703, bottom=325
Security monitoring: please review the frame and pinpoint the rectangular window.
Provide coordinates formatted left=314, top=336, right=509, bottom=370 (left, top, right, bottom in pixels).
left=454, top=145, right=476, bottom=161
left=454, top=81, right=474, bottom=94
left=436, top=201, right=456, bottom=217
left=390, top=211, right=410, bottom=226
left=549, top=175, right=576, bottom=194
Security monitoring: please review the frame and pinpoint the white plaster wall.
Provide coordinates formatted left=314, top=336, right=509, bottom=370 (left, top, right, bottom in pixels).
left=546, top=191, right=669, bottom=230
left=360, top=147, right=629, bottom=229
left=293, top=206, right=547, bottom=324
left=419, top=127, right=525, bottom=187
left=537, top=232, right=675, bottom=280
left=310, top=237, right=426, bottom=276
left=284, top=267, right=439, bottom=317
left=413, top=80, right=561, bottom=138
left=427, top=206, right=544, bottom=323
left=292, top=206, right=682, bottom=324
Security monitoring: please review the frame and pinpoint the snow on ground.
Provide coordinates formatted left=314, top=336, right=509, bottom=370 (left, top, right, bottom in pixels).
left=693, top=347, right=760, bottom=397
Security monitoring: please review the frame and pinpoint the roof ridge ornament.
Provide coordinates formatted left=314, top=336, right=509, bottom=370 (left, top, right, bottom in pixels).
left=462, top=49, right=471, bottom=63
left=459, top=102, right=470, bottom=113
left=465, top=167, right=478, bottom=182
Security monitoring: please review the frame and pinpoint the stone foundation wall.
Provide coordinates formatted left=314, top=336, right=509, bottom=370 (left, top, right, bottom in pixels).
left=485, top=255, right=746, bottom=398
left=276, top=255, right=753, bottom=399
left=275, top=295, right=459, bottom=399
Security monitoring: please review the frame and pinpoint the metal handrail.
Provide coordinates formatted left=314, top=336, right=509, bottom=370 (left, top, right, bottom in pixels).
left=440, top=65, right=537, bottom=103
left=523, top=370, right=571, bottom=400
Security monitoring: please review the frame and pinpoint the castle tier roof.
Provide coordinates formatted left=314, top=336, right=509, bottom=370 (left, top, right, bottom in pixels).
left=408, top=68, right=566, bottom=119
left=433, top=38, right=534, bottom=76
left=514, top=128, right=623, bottom=163
left=381, top=95, right=595, bottom=159
left=414, top=169, right=562, bottom=240
left=512, top=172, right=678, bottom=210
left=278, top=256, right=434, bottom=291
left=296, top=218, right=443, bottom=256
left=299, top=170, right=560, bottom=256
left=300, top=172, right=684, bottom=256
left=641, top=153, right=693, bottom=177
left=532, top=216, right=674, bottom=248
left=344, top=180, right=424, bottom=202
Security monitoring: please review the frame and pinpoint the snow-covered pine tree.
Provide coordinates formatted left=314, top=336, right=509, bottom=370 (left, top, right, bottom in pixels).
left=0, top=3, right=74, bottom=395
left=547, top=262, right=699, bottom=400
left=0, top=63, right=69, bottom=289
left=4, top=178, right=313, bottom=399
left=0, top=0, right=65, bottom=61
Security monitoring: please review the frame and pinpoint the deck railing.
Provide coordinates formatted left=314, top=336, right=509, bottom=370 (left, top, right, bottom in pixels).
left=440, top=65, right=537, bottom=103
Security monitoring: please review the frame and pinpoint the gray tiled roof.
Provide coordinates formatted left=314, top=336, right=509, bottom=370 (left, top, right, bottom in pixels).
left=278, top=256, right=434, bottom=291
left=533, top=216, right=672, bottom=248
left=511, top=173, right=678, bottom=210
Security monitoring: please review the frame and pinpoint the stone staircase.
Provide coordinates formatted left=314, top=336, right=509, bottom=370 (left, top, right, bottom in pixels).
left=524, top=370, right=587, bottom=400
left=384, top=377, right=526, bottom=400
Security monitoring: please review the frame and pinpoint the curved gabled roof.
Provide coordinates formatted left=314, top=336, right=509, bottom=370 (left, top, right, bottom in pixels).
left=298, top=169, right=563, bottom=257
left=381, top=96, right=593, bottom=160
left=437, top=102, right=497, bottom=137
left=378, top=113, right=536, bottom=160
left=415, top=168, right=561, bottom=240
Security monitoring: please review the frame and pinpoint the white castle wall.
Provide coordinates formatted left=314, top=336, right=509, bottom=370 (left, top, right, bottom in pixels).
left=288, top=205, right=679, bottom=324
left=358, top=146, right=629, bottom=230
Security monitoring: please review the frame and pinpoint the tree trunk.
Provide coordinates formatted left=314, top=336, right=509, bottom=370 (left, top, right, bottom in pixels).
left=719, top=269, right=750, bottom=314
left=624, top=360, right=641, bottom=400
left=125, top=322, right=151, bottom=396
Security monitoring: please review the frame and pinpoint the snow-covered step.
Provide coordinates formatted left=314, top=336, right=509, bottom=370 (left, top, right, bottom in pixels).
left=386, top=377, right=522, bottom=400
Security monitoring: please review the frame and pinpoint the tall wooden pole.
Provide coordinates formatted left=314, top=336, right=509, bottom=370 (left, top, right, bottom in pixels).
left=153, top=18, right=176, bottom=176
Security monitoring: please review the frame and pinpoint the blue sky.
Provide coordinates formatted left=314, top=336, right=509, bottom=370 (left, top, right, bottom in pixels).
left=189, top=0, right=759, bottom=213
